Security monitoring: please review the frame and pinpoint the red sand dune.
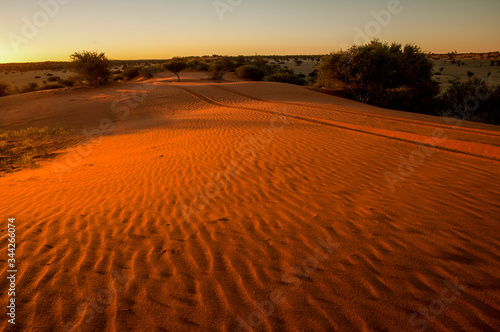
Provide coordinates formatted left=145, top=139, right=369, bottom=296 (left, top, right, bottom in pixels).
left=1, top=72, right=499, bottom=331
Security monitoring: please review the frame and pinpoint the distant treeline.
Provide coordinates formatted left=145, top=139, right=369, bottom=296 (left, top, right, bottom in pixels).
left=0, top=55, right=325, bottom=72
left=0, top=60, right=163, bottom=72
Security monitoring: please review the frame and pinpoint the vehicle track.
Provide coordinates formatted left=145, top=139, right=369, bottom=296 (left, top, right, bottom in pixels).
left=211, top=84, right=500, bottom=139
left=169, top=84, right=500, bottom=162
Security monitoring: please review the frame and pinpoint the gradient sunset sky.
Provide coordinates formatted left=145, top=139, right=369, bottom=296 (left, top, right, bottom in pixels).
left=1, top=0, right=499, bottom=63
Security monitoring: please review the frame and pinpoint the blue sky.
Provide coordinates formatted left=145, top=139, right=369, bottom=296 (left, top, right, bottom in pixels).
left=1, top=0, right=499, bottom=63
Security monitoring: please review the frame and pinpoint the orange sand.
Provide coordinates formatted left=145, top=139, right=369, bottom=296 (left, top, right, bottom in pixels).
left=1, top=72, right=499, bottom=331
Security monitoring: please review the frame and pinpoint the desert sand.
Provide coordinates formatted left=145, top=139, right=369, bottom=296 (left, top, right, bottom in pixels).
left=1, top=72, right=499, bottom=331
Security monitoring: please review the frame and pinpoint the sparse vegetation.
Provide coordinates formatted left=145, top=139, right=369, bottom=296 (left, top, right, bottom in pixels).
left=236, top=65, right=266, bottom=81
left=0, top=82, right=10, bottom=97
left=0, top=126, right=76, bottom=174
left=265, top=72, right=307, bottom=86
left=122, top=66, right=142, bottom=81
left=209, top=57, right=235, bottom=81
left=440, top=77, right=500, bottom=125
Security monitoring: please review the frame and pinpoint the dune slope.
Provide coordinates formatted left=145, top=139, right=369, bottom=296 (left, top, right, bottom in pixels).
left=1, top=76, right=499, bottom=331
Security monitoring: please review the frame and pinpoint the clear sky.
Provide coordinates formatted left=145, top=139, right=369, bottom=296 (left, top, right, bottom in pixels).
left=1, top=0, right=499, bottom=63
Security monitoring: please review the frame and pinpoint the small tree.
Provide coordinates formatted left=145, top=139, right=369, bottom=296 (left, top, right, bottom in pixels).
left=70, top=51, right=111, bottom=86
left=163, top=58, right=187, bottom=82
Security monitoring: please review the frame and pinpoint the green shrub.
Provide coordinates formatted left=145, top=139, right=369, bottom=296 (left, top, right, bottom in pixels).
left=235, top=65, right=266, bottom=81
left=265, top=72, right=307, bottom=86
left=70, top=51, right=112, bottom=86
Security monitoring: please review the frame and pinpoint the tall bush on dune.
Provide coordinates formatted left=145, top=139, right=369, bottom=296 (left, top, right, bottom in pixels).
left=318, top=40, right=439, bottom=114
left=70, top=51, right=111, bottom=87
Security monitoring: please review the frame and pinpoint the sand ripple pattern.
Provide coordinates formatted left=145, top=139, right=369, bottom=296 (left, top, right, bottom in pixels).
left=0, top=80, right=499, bottom=331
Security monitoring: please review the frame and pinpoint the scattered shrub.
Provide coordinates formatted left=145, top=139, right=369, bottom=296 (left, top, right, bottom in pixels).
left=0, top=82, right=10, bottom=97
left=70, top=51, right=112, bottom=86
left=121, top=66, right=142, bottom=80
left=34, top=76, right=41, bottom=79
left=186, top=59, right=209, bottom=71
left=60, top=77, right=76, bottom=87
left=209, top=57, right=235, bottom=80
left=440, top=78, right=500, bottom=125
left=235, top=65, right=266, bottom=81
left=18, top=82, right=39, bottom=93
left=41, top=84, right=64, bottom=90
left=47, top=76, right=61, bottom=82
left=266, top=72, right=307, bottom=86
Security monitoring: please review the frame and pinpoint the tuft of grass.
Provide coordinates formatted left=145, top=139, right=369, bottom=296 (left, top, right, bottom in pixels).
left=20, top=154, right=33, bottom=166
left=0, top=126, right=77, bottom=175
left=0, top=126, right=71, bottom=139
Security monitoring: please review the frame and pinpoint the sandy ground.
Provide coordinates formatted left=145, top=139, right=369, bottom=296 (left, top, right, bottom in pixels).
left=0, top=72, right=499, bottom=331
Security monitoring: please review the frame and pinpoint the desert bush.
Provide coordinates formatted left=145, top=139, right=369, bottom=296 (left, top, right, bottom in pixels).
left=34, top=76, right=41, bottom=79
left=163, top=58, right=187, bottom=82
left=236, top=55, right=247, bottom=67
left=235, top=65, right=266, bottom=81
left=70, top=51, right=112, bottom=86
left=122, top=66, right=142, bottom=80
left=18, top=82, right=39, bottom=93
left=440, top=78, right=500, bottom=125
left=60, top=78, right=76, bottom=87
left=265, top=72, right=307, bottom=86
left=318, top=40, right=439, bottom=113
left=0, top=82, right=10, bottom=97
left=209, top=57, right=235, bottom=81
left=139, top=65, right=161, bottom=79
left=41, top=83, right=64, bottom=90
left=186, top=59, right=209, bottom=71
left=47, top=76, right=61, bottom=82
